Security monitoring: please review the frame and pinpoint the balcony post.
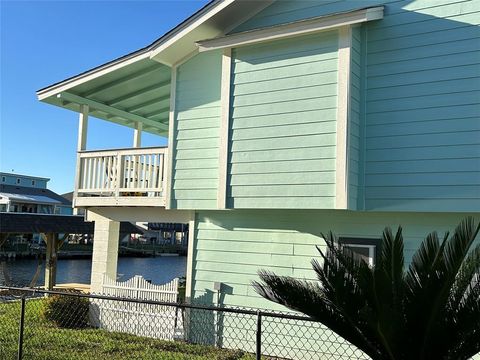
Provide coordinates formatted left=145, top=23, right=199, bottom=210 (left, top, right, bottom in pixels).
left=73, top=105, right=89, bottom=210
left=133, top=121, right=142, bottom=148
left=115, top=152, right=124, bottom=198
left=77, top=104, right=89, bottom=151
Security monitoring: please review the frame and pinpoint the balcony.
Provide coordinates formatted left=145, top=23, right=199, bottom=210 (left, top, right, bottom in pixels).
left=74, top=147, right=168, bottom=207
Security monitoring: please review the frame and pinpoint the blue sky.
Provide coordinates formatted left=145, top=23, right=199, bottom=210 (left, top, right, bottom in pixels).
left=0, top=0, right=209, bottom=194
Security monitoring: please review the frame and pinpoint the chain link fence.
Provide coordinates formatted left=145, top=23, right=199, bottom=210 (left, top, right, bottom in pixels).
left=0, top=286, right=367, bottom=360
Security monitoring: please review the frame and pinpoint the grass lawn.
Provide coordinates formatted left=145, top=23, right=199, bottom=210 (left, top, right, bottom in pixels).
left=0, top=298, right=258, bottom=360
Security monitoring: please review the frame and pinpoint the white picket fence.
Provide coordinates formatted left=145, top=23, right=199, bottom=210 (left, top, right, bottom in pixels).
left=92, top=275, right=183, bottom=340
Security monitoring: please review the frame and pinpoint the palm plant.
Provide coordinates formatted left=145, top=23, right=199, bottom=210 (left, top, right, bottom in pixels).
left=253, top=217, right=480, bottom=360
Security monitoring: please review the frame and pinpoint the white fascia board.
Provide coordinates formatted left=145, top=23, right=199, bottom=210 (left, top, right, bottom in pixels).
left=196, top=6, right=384, bottom=51
left=149, top=0, right=235, bottom=60
left=37, top=52, right=150, bottom=101
left=37, top=1, right=228, bottom=101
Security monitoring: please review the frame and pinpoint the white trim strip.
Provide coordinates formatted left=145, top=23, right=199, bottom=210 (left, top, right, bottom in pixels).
left=335, top=26, right=352, bottom=210
left=185, top=211, right=196, bottom=302
left=196, top=7, right=383, bottom=52
left=217, top=48, right=232, bottom=209
left=165, top=66, right=177, bottom=210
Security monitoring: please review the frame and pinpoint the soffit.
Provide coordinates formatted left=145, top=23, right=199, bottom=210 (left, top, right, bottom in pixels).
left=41, top=59, right=171, bottom=136
left=36, top=0, right=274, bottom=135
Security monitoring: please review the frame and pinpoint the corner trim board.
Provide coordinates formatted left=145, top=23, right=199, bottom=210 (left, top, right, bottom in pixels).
left=185, top=211, right=196, bottom=302
left=335, top=26, right=352, bottom=210
left=217, top=49, right=232, bottom=209
left=166, top=66, right=177, bottom=210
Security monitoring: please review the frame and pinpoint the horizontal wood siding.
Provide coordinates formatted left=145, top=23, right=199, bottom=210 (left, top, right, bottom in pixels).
left=172, top=51, right=222, bottom=209
left=364, top=0, right=480, bottom=212
left=227, top=32, right=339, bottom=209
left=191, top=209, right=475, bottom=309
left=231, top=0, right=480, bottom=212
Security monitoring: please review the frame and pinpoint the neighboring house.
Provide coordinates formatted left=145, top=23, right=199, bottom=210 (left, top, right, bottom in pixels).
left=36, top=0, right=479, bottom=318
left=0, top=172, right=72, bottom=215
left=146, top=222, right=189, bottom=247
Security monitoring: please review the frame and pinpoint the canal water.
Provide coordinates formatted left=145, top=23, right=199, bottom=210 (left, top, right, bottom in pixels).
left=0, top=256, right=187, bottom=287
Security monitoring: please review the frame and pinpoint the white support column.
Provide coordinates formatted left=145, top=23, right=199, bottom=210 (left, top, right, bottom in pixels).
left=89, top=214, right=120, bottom=294
left=166, top=66, right=177, bottom=209
left=77, top=104, right=89, bottom=152
left=74, top=105, right=89, bottom=212
left=217, top=48, right=232, bottom=209
left=335, top=26, right=352, bottom=210
left=185, top=212, right=196, bottom=303
left=133, top=121, right=143, bottom=148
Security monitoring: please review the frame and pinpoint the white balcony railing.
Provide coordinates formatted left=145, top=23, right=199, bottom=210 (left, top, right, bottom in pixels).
left=74, top=147, right=168, bottom=207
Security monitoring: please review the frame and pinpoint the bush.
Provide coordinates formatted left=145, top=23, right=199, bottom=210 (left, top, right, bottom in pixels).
left=41, top=292, right=90, bottom=329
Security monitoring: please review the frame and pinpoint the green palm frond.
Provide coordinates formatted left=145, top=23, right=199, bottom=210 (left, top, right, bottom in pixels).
left=253, top=217, right=480, bottom=360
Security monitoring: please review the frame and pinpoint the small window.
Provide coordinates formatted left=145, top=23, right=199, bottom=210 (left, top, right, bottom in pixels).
left=1, top=176, right=5, bottom=182
left=16, top=178, right=21, bottom=184
left=31, top=180, right=35, bottom=186
left=340, top=237, right=379, bottom=267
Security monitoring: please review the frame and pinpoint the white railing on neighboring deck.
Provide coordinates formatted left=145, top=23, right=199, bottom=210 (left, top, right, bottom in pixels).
left=75, top=146, right=168, bottom=205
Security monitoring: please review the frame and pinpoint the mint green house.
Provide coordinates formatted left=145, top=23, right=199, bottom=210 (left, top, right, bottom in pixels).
left=37, top=0, right=479, bottom=356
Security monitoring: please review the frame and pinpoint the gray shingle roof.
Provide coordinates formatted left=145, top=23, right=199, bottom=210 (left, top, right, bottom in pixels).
left=0, top=184, right=71, bottom=206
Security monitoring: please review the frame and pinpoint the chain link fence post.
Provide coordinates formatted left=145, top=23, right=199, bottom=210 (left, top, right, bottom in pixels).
left=17, top=295, right=26, bottom=360
left=256, top=310, right=262, bottom=360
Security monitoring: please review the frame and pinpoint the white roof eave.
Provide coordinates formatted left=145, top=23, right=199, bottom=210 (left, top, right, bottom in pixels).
left=36, top=0, right=275, bottom=101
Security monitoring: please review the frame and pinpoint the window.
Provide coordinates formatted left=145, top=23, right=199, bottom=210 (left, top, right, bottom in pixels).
left=31, top=180, right=36, bottom=186
left=1, top=176, right=5, bottom=182
left=339, top=237, right=379, bottom=267
left=16, top=178, right=21, bottom=184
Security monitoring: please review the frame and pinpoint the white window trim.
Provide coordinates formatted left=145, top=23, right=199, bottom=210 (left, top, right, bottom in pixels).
left=196, top=6, right=383, bottom=52
left=345, top=243, right=376, bottom=267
